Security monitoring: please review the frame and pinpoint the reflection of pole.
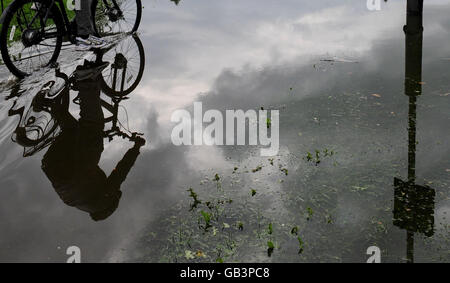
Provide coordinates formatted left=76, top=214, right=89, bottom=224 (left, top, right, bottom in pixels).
left=407, top=95, right=417, bottom=183
left=394, top=3, right=434, bottom=259
left=407, top=231, right=414, bottom=263
left=407, top=95, right=418, bottom=263
left=404, top=0, right=423, bottom=264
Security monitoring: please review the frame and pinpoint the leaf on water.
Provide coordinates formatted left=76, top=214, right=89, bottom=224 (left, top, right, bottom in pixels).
left=251, top=189, right=257, bottom=197
left=297, top=237, right=304, bottom=254
left=267, top=241, right=275, bottom=257
left=268, top=223, right=273, bottom=234
left=352, top=186, right=368, bottom=192
left=291, top=226, right=299, bottom=235
left=326, top=215, right=334, bottom=224
left=252, top=166, right=262, bottom=173
left=187, top=188, right=201, bottom=210
left=205, top=201, right=213, bottom=210
left=201, top=211, right=212, bottom=227
left=185, top=250, right=195, bottom=260
left=306, top=207, right=314, bottom=221
left=266, top=118, right=271, bottom=128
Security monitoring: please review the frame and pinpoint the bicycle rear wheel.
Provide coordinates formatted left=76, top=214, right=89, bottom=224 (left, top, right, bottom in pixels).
left=0, top=0, right=64, bottom=78
left=93, top=0, right=142, bottom=37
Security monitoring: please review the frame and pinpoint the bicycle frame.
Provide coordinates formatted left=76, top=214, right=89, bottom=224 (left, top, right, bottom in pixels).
left=56, top=0, right=75, bottom=36
left=44, top=0, right=124, bottom=42
left=8, top=65, right=140, bottom=156
left=101, top=94, right=129, bottom=141
left=44, top=0, right=75, bottom=42
left=12, top=0, right=119, bottom=43
left=6, top=0, right=74, bottom=43
left=58, top=66, right=137, bottom=142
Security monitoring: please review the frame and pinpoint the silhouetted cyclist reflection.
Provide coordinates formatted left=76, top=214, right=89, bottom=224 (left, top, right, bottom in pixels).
left=41, top=60, right=145, bottom=221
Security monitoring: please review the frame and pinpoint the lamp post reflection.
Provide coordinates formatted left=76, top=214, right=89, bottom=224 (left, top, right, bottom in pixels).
left=393, top=0, right=435, bottom=264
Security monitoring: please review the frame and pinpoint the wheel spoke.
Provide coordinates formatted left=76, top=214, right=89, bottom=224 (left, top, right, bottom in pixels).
left=95, top=0, right=140, bottom=36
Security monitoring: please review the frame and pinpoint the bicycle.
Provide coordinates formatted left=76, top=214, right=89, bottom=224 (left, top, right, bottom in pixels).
left=7, top=33, right=146, bottom=157
left=0, top=0, right=142, bottom=78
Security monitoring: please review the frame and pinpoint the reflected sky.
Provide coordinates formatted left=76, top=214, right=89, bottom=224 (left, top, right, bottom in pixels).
left=0, top=0, right=449, bottom=262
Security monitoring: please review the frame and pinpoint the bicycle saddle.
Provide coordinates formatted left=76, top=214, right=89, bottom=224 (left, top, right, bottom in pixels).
left=73, top=60, right=110, bottom=82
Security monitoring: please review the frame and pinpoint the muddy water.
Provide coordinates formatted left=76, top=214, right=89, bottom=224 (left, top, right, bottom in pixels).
left=0, top=0, right=448, bottom=262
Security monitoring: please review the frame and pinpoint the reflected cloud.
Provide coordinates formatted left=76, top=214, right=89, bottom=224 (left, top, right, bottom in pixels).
left=0, top=0, right=449, bottom=263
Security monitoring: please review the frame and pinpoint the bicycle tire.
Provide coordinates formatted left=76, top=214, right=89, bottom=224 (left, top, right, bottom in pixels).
left=92, top=0, right=142, bottom=37
left=0, top=0, right=64, bottom=78
left=99, top=34, right=145, bottom=97
left=14, top=107, right=58, bottom=148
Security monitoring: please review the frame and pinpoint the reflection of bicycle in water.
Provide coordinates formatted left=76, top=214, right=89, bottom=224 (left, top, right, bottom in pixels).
left=9, top=34, right=145, bottom=157
left=0, top=0, right=142, bottom=77
left=7, top=34, right=146, bottom=221
left=99, top=32, right=145, bottom=96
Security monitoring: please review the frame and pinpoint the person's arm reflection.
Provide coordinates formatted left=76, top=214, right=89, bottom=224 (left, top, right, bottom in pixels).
left=107, top=137, right=145, bottom=192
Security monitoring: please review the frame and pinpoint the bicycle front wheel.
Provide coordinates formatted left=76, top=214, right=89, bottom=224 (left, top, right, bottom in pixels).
left=0, top=0, right=64, bottom=78
left=99, top=34, right=145, bottom=97
left=93, top=0, right=142, bottom=37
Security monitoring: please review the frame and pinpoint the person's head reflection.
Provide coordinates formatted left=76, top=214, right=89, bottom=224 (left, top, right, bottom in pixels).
left=41, top=61, right=144, bottom=221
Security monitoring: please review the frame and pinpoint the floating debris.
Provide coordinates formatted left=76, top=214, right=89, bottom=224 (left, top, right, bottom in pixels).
left=297, top=237, right=305, bottom=255
left=306, top=207, right=314, bottom=221
left=267, top=241, right=275, bottom=257
left=252, top=166, right=262, bottom=173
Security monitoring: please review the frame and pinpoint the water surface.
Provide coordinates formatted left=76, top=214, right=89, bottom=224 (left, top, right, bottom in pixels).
left=0, top=0, right=448, bottom=262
